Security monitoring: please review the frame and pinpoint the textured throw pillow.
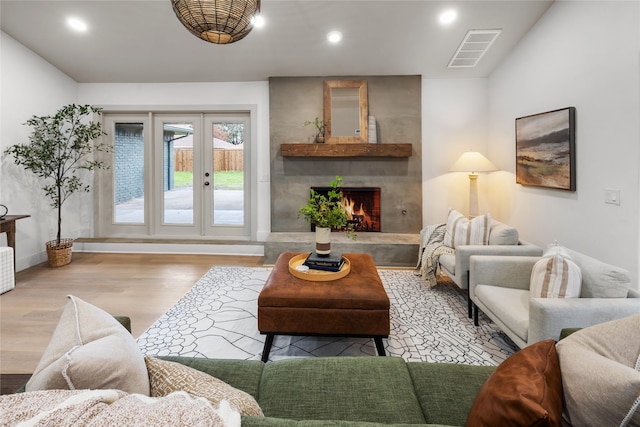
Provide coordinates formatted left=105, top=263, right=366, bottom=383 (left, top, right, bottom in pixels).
left=556, top=314, right=640, bottom=427
left=530, top=246, right=582, bottom=298
left=443, top=209, right=491, bottom=249
left=25, top=295, right=149, bottom=395
left=145, top=356, right=263, bottom=417
left=466, top=339, right=563, bottom=427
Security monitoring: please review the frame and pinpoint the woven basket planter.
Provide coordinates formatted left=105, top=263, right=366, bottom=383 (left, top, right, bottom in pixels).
left=45, top=238, right=73, bottom=267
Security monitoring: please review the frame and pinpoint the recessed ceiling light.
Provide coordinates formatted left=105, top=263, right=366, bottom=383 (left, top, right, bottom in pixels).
left=251, top=15, right=265, bottom=28
left=327, top=31, right=342, bottom=44
left=439, top=9, right=457, bottom=25
left=67, top=17, right=88, bottom=32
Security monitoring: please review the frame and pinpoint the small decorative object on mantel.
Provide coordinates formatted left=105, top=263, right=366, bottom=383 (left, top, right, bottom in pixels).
left=0, top=204, right=7, bottom=220
left=368, top=116, right=377, bottom=144
left=303, top=117, right=330, bottom=143
left=3, top=104, right=111, bottom=267
left=297, top=176, right=356, bottom=257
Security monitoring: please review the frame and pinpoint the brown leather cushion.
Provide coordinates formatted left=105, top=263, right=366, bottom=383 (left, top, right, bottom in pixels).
left=258, top=252, right=390, bottom=336
left=466, top=339, right=563, bottom=427
left=259, top=252, right=389, bottom=309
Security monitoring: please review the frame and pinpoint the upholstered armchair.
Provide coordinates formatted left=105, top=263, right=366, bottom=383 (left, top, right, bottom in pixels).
left=469, top=247, right=640, bottom=349
left=437, top=219, right=542, bottom=317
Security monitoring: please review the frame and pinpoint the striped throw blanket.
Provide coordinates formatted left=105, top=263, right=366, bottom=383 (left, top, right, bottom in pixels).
left=416, top=223, right=454, bottom=288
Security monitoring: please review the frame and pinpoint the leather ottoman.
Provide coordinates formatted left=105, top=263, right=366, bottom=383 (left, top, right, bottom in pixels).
left=258, top=252, right=390, bottom=362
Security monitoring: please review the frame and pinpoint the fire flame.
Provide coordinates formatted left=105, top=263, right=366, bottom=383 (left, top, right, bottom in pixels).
left=342, top=196, right=373, bottom=231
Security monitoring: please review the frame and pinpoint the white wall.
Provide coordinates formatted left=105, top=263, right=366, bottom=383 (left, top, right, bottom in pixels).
left=422, top=78, right=489, bottom=225
left=0, top=32, right=79, bottom=270
left=486, top=1, right=640, bottom=284
left=77, top=82, right=271, bottom=241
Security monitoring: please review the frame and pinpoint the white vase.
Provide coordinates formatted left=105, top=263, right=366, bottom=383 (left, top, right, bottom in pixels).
left=315, top=226, right=331, bottom=256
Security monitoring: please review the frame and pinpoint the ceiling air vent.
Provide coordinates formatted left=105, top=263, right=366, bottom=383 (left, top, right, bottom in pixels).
left=448, top=29, right=502, bottom=68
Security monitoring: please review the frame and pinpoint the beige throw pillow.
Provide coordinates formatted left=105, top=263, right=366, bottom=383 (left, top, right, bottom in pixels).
left=25, top=295, right=150, bottom=395
left=530, top=246, right=581, bottom=298
left=556, top=314, right=640, bottom=427
left=444, top=209, right=491, bottom=249
left=145, top=356, right=263, bottom=417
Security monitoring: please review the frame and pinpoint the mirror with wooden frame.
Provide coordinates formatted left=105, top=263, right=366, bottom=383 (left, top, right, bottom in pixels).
left=323, top=80, right=368, bottom=144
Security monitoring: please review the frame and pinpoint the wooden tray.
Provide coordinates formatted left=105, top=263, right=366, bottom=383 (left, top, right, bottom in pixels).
left=288, top=253, right=351, bottom=281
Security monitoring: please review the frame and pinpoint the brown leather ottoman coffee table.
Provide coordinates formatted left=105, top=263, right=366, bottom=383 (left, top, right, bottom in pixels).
left=258, top=252, right=390, bottom=362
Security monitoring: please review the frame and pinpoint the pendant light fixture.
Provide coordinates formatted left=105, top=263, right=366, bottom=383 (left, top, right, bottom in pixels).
left=171, top=0, right=261, bottom=44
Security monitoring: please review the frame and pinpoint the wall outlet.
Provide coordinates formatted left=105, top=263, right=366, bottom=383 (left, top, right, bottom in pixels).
left=605, top=188, right=620, bottom=205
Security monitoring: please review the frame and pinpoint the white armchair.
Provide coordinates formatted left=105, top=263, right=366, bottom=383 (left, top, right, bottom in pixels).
left=437, top=219, right=542, bottom=317
left=469, top=248, right=640, bottom=349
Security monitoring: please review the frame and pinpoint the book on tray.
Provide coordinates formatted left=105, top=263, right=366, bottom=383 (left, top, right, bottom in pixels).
left=304, top=252, right=345, bottom=272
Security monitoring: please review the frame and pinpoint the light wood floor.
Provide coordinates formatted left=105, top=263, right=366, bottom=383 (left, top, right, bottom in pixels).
left=1, top=252, right=264, bottom=376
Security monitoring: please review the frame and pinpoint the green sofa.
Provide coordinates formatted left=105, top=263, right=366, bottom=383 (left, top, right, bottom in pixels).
left=14, top=311, right=640, bottom=426
left=157, top=355, right=494, bottom=427
left=16, top=316, right=493, bottom=426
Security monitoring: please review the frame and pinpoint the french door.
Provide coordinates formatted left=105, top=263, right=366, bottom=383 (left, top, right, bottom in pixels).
left=98, top=112, right=251, bottom=240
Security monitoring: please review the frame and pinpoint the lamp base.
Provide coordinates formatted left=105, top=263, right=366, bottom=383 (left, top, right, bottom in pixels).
left=468, top=173, right=479, bottom=218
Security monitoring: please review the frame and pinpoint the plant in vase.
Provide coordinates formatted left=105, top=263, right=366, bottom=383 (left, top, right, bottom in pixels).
left=303, top=117, right=330, bottom=143
left=4, top=104, right=110, bottom=267
left=297, top=176, right=355, bottom=256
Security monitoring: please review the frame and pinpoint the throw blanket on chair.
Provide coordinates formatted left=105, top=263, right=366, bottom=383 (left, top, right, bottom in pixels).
left=416, top=223, right=454, bottom=288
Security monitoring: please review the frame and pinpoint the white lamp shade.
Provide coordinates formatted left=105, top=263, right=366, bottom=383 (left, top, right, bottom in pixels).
left=450, top=151, right=497, bottom=173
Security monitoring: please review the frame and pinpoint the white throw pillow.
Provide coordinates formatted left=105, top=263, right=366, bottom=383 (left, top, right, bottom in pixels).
left=530, top=245, right=581, bottom=298
left=443, top=209, right=491, bottom=249
left=26, top=295, right=150, bottom=395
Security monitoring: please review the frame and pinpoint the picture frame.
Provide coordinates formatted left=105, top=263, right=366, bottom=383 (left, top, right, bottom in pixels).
left=515, top=107, right=576, bottom=191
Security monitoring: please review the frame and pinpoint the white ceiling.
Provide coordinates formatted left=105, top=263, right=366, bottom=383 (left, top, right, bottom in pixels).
left=0, top=0, right=553, bottom=83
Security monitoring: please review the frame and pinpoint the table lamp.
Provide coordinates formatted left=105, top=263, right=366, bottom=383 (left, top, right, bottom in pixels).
left=450, top=151, right=497, bottom=218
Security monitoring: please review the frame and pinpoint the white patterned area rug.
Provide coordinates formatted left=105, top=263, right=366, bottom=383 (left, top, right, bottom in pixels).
left=137, top=266, right=518, bottom=366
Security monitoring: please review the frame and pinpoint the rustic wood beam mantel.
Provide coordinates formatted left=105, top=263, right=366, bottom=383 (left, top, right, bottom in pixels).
left=280, top=143, right=412, bottom=158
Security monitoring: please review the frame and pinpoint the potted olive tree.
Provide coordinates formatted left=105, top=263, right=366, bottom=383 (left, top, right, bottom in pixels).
left=4, top=104, right=110, bottom=267
left=298, top=176, right=355, bottom=256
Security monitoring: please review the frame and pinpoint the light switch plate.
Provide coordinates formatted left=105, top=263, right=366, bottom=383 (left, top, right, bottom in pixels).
left=605, top=188, right=620, bottom=205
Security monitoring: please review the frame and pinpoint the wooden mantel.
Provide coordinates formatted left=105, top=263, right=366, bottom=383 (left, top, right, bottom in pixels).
left=280, top=143, right=412, bottom=158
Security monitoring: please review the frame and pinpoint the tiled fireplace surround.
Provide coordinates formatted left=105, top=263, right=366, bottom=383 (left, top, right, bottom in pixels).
left=265, top=76, right=422, bottom=266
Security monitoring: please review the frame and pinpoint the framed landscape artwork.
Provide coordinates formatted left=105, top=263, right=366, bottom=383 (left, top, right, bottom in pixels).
left=515, top=107, right=576, bottom=191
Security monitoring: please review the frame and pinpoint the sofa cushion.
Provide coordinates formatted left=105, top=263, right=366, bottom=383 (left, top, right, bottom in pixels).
left=488, top=221, right=519, bottom=245
left=475, top=285, right=530, bottom=342
left=556, top=314, right=640, bottom=427
left=25, top=295, right=149, bottom=395
left=407, top=362, right=494, bottom=426
left=560, top=247, right=631, bottom=298
left=444, top=209, right=491, bottom=249
left=530, top=247, right=581, bottom=299
left=145, top=356, right=263, bottom=416
left=257, top=357, right=426, bottom=424
left=466, top=339, right=563, bottom=427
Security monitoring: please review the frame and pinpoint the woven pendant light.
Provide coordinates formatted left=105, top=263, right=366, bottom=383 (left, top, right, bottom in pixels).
left=172, top=0, right=261, bottom=44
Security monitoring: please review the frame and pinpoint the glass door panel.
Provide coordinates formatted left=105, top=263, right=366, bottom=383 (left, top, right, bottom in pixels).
left=114, top=122, right=145, bottom=224
left=203, top=114, right=250, bottom=238
left=162, top=122, right=194, bottom=225
left=211, top=121, right=244, bottom=225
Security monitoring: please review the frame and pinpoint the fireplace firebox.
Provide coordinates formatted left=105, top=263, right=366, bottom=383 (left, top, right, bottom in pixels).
left=310, top=187, right=381, bottom=232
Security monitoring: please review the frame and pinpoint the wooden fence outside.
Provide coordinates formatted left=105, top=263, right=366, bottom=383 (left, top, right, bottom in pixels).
left=174, top=148, right=243, bottom=172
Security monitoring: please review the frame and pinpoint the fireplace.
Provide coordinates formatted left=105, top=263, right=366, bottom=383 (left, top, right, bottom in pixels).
left=310, top=187, right=381, bottom=232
